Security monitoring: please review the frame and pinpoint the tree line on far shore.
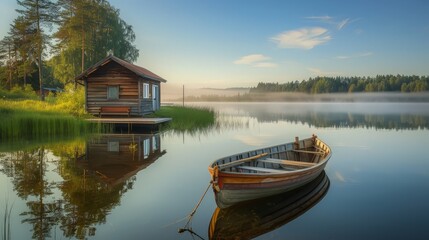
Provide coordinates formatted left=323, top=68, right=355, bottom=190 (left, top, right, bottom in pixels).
left=0, top=0, right=139, bottom=99
left=250, top=75, right=429, bottom=94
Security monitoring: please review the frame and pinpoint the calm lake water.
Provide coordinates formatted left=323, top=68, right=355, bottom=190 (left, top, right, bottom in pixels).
left=1, top=102, right=429, bottom=239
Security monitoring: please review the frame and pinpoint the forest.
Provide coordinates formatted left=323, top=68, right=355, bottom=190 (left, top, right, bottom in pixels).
left=251, top=75, right=429, bottom=94
left=0, top=0, right=139, bottom=99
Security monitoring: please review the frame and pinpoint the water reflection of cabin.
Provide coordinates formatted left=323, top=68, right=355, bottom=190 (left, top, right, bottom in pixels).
left=78, top=134, right=166, bottom=187
left=75, top=55, right=167, bottom=117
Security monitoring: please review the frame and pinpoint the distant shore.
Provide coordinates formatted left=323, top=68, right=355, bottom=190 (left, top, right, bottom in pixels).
left=165, top=92, right=429, bottom=103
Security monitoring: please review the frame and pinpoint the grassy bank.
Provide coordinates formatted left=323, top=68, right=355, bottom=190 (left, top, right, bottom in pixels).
left=0, top=89, right=216, bottom=142
left=150, top=106, right=215, bottom=132
left=0, top=99, right=104, bottom=142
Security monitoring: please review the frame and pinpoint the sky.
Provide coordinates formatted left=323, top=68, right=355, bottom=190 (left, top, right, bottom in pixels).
left=1, top=0, right=429, bottom=88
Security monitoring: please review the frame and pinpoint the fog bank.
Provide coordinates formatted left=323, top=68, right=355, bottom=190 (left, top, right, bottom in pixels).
left=162, top=90, right=429, bottom=103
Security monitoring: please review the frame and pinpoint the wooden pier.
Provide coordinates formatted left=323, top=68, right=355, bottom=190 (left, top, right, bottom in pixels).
left=86, top=117, right=172, bottom=132
left=86, top=117, right=171, bottom=125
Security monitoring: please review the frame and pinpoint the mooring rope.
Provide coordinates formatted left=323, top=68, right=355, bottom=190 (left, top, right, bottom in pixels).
left=178, top=181, right=213, bottom=236
left=179, top=228, right=205, bottom=240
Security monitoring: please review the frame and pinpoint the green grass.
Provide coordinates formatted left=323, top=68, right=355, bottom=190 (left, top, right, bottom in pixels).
left=0, top=99, right=105, bottom=144
left=0, top=90, right=215, bottom=143
left=150, top=106, right=215, bottom=132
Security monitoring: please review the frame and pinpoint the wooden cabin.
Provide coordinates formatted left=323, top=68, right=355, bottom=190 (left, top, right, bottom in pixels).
left=75, top=55, right=167, bottom=117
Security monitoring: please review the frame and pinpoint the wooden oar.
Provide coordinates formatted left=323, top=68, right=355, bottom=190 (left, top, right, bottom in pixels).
left=292, top=150, right=325, bottom=155
left=217, top=153, right=268, bottom=170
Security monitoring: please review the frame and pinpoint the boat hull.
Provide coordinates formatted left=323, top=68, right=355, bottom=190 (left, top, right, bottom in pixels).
left=208, top=136, right=331, bottom=208
left=208, top=171, right=330, bottom=239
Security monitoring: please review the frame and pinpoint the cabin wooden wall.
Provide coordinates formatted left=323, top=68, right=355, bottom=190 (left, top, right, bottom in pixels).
left=85, top=61, right=161, bottom=116
left=141, top=99, right=153, bottom=114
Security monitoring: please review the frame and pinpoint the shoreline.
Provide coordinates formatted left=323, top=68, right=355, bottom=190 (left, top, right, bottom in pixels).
left=164, top=92, right=429, bottom=103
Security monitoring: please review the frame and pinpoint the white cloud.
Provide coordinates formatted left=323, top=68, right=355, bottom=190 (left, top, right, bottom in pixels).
left=271, top=27, right=331, bottom=49
left=306, top=16, right=358, bottom=31
left=233, top=54, right=277, bottom=68
left=233, top=54, right=270, bottom=65
left=337, top=18, right=350, bottom=30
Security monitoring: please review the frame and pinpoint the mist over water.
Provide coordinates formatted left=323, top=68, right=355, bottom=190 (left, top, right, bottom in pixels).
left=187, top=102, right=429, bottom=130
left=163, top=86, right=429, bottom=102
left=1, top=102, right=429, bottom=239
left=162, top=84, right=250, bottom=101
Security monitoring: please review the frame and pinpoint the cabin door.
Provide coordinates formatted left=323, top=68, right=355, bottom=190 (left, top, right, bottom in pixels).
left=152, top=85, right=159, bottom=111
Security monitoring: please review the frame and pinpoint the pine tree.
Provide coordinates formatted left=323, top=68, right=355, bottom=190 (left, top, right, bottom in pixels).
left=53, top=0, right=139, bottom=86
left=16, top=0, right=59, bottom=100
left=9, top=16, right=37, bottom=86
left=0, top=36, right=17, bottom=89
left=55, top=0, right=96, bottom=73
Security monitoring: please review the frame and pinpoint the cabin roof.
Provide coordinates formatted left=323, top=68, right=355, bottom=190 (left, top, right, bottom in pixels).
left=75, top=55, right=167, bottom=83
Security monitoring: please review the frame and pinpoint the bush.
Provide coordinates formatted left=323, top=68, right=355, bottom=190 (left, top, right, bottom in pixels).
left=54, top=85, right=87, bottom=116
left=0, top=84, right=38, bottom=99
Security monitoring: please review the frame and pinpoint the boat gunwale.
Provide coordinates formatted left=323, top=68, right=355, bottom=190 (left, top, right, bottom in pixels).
left=216, top=159, right=330, bottom=178
left=208, top=137, right=332, bottom=177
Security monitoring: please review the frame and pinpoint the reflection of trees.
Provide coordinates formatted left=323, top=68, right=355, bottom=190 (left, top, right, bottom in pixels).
left=0, top=148, right=61, bottom=239
left=276, top=112, right=429, bottom=130
left=21, top=199, right=62, bottom=240
left=52, top=139, right=135, bottom=239
left=58, top=164, right=133, bottom=239
left=0, top=134, right=165, bottom=239
left=0, top=142, right=132, bottom=239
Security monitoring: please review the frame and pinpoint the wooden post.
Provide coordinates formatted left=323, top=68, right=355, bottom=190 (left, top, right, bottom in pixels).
left=138, top=81, right=142, bottom=115
left=182, top=84, right=185, bottom=107
left=84, top=79, right=88, bottom=112
left=294, top=137, right=299, bottom=150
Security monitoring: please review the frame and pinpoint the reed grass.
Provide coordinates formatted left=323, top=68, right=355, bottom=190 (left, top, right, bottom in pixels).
left=0, top=100, right=105, bottom=142
left=1, top=201, right=13, bottom=240
left=151, top=106, right=215, bottom=132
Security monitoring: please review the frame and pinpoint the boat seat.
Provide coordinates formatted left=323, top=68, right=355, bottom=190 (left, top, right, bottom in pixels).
left=259, top=158, right=317, bottom=167
left=236, top=166, right=286, bottom=173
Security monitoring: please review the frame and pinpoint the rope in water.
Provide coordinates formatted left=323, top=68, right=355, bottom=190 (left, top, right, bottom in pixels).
left=178, top=181, right=213, bottom=235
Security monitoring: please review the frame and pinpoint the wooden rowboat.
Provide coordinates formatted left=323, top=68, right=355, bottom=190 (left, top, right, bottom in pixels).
left=208, top=171, right=330, bottom=239
left=208, top=134, right=331, bottom=209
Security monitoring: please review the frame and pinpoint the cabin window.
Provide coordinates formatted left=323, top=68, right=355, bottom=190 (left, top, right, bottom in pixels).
left=143, top=83, right=149, bottom=99
left=107, top=86, right=119, bottom=100
left=108, top=141, right=119, bottom=152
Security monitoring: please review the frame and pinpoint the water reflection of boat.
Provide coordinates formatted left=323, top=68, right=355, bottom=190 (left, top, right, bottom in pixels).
left=78, top=134, right=166, bottom=186
left=208, top=135, right=331, bottom=208
left=208, top=171, right=330, bottom=240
